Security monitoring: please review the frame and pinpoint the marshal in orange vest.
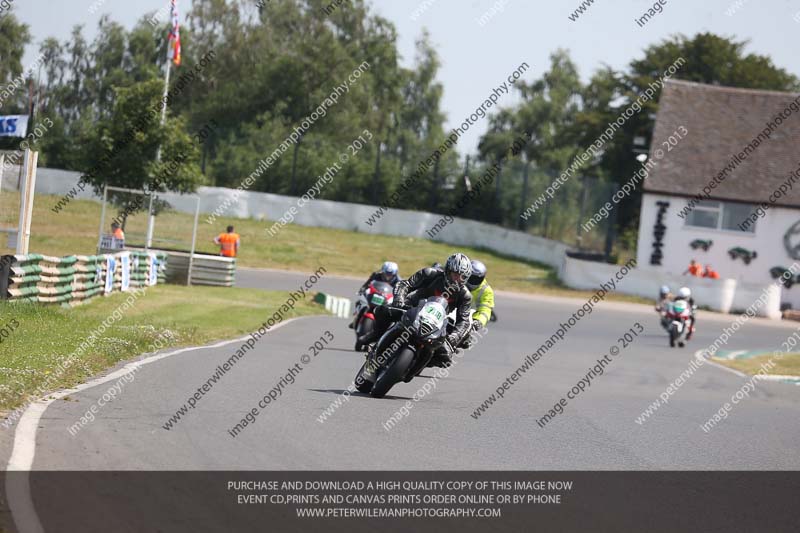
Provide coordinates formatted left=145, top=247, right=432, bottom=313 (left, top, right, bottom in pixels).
left=214, top=226, right=240, bottom=257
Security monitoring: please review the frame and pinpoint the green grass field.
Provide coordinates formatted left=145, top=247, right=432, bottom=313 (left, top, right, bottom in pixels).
left=0, top=284, right=323, bottom=413
left=1, top=192, right=646, bottom=302
left=714, top=353, right=800, bottom=378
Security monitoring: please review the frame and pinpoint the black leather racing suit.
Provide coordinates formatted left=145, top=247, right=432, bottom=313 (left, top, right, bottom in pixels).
left=358, top=267, right=472, bottom=348
left=359, top=272, right=400, bottom=293
left=351, top=272, right=401, bottom=327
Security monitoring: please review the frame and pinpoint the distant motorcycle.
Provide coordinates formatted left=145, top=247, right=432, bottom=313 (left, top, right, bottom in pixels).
left=354, top=297, right=450, bottom=398
left=353, top=280, right=394, bottom=351
left=664, top=299, right=692, bottom=348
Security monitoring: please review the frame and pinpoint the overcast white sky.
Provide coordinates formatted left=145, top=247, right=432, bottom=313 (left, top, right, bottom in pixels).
left=13, top=0, right=800, bottom=153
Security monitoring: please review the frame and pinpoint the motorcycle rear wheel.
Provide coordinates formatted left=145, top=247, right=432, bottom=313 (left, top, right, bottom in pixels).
left=669, top=324, right=679, bottom=348
left=370, top=347, right=415, bottom=399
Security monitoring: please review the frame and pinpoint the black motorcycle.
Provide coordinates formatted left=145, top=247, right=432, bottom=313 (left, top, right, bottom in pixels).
left=354, top=297, right=450, bottom=398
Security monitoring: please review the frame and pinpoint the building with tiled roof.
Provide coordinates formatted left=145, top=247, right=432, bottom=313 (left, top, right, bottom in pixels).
left=636, top=79, right=800, bottom=309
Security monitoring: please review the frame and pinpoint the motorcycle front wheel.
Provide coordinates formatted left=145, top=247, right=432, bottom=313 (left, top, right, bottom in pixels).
left=370, top=347, right=415, bottom=399
left=354, top=316, right=374, bottom=351
left=354, top=361, right=374, bottom=393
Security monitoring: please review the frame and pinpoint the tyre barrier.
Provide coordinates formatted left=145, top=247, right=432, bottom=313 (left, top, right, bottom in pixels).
left=313, top=292, right=352, bottom=318
left=0, top=251, right=167, bottom=306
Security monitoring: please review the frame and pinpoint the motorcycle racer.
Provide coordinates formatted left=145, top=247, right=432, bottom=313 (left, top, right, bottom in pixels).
left=460, top=259, right=494, bottom=349
left=358, top=253, right=473, bottom=367
left=673, top=286, right=697, bottom=340
left=349, top=262, right=401, bottom=329
left=655, top=285, right=672, bottom=330
left=359, top=261, right=400, bottom=291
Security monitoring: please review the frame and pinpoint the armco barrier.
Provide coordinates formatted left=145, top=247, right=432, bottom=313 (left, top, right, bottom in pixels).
left=30, top=168, right=570, bottom=270
left=0, top=251, right=167, bottom=305
left=160, top=251, right=236, bottom=287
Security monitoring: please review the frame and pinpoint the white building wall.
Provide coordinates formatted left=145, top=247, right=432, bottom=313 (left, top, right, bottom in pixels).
left=637, top=192, right=800, bottom=310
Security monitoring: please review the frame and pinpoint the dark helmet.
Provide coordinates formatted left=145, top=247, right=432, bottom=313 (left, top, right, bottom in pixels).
left=466, top=260, right=487, bottom=291
left=444, top=253, right=472, bottom=291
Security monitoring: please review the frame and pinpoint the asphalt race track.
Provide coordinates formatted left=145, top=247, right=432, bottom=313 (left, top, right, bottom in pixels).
left=13, top=266, right=799, bottom=472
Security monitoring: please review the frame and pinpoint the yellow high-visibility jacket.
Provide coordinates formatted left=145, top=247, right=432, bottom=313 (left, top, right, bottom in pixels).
left=470, top=279, right=495, bottom=327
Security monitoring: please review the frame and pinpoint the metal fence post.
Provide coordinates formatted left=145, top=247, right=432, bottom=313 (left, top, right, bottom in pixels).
left=16, top=149, right=37, bottom=255
left=97, top=185, right=108, bottom=254
left=186, top=197, right=201, bottom=286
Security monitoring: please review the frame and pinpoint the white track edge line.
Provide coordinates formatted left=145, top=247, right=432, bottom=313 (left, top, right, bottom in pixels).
left=694, top=349, right=748, bottom=378
left=4, top=315, right=320, bottom=533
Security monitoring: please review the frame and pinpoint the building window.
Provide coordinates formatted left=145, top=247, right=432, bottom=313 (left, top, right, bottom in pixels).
left=684, top=200, right=756, bottom=233
left=721, top=203, right=757, bottom=233
left=685, top=201, right=720, bottom=229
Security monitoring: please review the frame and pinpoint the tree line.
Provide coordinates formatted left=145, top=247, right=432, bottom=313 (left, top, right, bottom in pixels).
left=1, top=1, right=797, bottom=249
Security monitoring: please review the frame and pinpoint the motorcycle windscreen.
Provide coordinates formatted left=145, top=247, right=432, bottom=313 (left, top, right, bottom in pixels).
left=418, top=302, right=446, bottom=337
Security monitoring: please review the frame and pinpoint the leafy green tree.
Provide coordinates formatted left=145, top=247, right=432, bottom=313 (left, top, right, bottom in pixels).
left=477, top=51, right=580, bottom=230
left=0, top=9, right=31, bottom=150
left=80, top=79, right=205, bottom=207
left=0, top=10, right=30, bottom=87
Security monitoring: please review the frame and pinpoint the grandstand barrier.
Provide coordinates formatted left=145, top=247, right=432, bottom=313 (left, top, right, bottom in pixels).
left=0, top=251, right=167, bottom=305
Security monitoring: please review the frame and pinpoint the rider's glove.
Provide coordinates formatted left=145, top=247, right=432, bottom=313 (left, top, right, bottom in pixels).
left=461, top=333, right=477, bottom=349
left=471, top=320, right=482, bottom=332
left=439, top=342, right=455, bottom=366
left=445, top=334, right=460, bottom=350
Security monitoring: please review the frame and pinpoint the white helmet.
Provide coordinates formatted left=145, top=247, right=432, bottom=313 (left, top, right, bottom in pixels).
left=380, top=261, right=398, bottom=281
left=678, top=287, right=691, bottom=299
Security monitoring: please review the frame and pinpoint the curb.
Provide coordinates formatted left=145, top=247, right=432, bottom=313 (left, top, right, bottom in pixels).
left=752, top=374, right=800, bottom=385
left=698, top=349, right=800, bottom=385
left=314, top=292, right=352, bottom=318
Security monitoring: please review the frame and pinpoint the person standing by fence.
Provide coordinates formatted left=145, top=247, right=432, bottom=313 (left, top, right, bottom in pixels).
left=214, top=225, right=240, bottom=258
left=111, top=222, right=125, bottom=240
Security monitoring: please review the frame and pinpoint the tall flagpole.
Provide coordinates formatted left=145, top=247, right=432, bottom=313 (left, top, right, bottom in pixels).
left=156, top=0, right=178, bottom=161
left=155, top=60, right=171, bottom=162
left=159, top=58, right=171, bottom=127
left=156, top=59, right=172, bottom=163
left=149, top=0, right=178, bottom=249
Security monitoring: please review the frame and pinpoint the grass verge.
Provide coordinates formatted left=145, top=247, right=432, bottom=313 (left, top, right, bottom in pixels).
left=1, top=193, right=647, bottom=303
left=714, top=353, right=800, bottom=377
left=0, top=284, right=323, bottom=414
